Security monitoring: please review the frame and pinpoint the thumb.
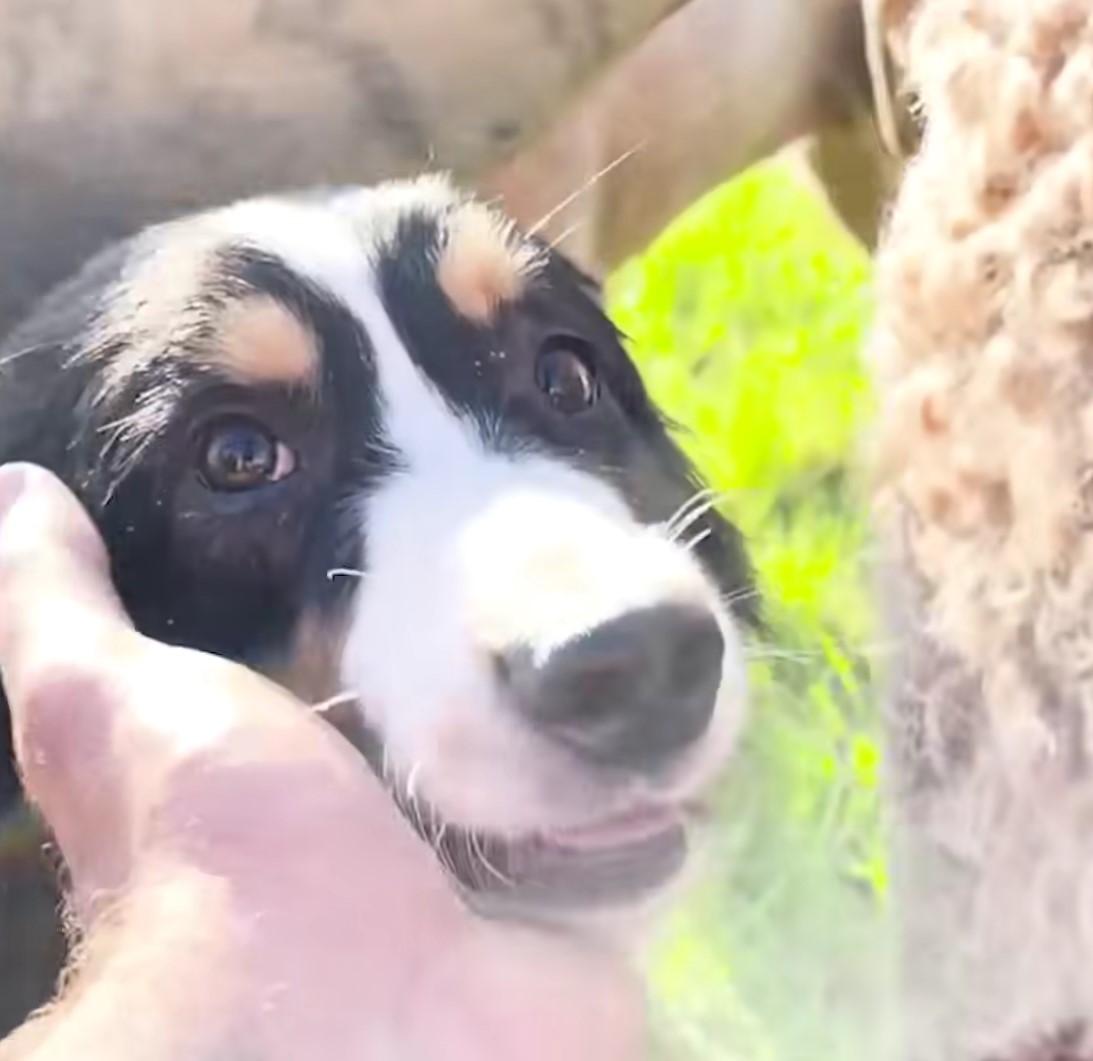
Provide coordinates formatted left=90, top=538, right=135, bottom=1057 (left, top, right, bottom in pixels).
left=0, top=463, right=139, bottom=890
left=0, top=462, right=133, bottom=694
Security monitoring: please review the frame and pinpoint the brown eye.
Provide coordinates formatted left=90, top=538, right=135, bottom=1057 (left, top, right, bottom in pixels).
left=197, top=417, right=296, bottom=493
left=535, top=338, right=598, bottom=414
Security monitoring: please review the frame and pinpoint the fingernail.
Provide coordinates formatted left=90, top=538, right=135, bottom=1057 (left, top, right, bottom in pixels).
left=0, top=464, right=28, bottom=525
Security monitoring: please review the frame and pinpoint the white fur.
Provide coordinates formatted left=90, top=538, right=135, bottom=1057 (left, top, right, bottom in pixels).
left=205, top=182, right=748, bottom=842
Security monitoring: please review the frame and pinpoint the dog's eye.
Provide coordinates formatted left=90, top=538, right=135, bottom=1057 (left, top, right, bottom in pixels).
left=535, top=338, right=598, bottom=414
left=197, top=417, right=296, bottom=492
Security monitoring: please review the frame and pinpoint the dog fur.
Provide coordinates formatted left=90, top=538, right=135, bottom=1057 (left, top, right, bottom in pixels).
left=0, top=174, right=756, bottom=1034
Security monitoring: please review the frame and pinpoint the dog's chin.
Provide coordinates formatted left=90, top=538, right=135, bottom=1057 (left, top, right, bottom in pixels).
left=446, top=802, right=696, bottom=925
left=318, top=699, right=700, bottom=924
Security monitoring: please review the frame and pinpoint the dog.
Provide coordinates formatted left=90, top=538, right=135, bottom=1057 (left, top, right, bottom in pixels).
left=0, top=174, right=757, bottom=1032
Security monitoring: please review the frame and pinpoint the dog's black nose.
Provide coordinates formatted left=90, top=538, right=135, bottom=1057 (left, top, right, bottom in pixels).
left=499, top=603, right=725, bottom=772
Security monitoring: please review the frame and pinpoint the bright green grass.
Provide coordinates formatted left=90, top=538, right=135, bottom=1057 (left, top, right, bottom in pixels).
left=606, top=160, right=894, bottom=1061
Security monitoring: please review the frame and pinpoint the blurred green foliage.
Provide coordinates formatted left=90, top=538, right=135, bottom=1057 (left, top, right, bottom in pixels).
left=606, top=160, right=895, bottom=1061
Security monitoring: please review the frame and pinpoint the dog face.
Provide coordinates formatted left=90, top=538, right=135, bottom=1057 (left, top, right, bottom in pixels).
left=0, top=176, right=756, bottom=920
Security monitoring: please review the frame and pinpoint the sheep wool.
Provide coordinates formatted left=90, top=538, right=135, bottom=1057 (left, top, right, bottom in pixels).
left=871, top=2, right=1093, bottom=1059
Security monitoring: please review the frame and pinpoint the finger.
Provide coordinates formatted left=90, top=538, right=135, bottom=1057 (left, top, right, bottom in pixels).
left=0, top=462, right=133, bottom=693
left=0, top=463, right=141, bottom=889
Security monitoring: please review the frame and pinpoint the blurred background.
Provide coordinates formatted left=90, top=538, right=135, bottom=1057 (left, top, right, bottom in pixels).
left=607, top=157, right=889, bottom=1061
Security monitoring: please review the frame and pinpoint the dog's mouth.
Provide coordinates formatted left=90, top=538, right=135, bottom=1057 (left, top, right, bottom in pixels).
left=319, top=698, right=695, bottom=917
left=433, top=803, right=692, bottom=919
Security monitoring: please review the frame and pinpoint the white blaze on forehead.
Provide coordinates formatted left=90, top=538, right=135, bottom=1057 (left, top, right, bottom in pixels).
left=206, top=187, right=482, bottom=466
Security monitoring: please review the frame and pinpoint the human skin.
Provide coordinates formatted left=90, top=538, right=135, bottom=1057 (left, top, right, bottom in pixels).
left=0, top=463, right=644, bottom=1061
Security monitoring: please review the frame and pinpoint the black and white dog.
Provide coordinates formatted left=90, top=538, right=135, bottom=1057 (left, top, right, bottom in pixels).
left=0, top=175, right=756, bottom=1024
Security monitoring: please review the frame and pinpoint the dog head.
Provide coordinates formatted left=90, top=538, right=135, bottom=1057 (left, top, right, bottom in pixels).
left=0, top=175, right=757, bottom=922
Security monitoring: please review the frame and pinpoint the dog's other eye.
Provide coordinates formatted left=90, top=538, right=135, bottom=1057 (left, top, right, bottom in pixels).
left=535, top=337, right=598, bottom=415
left=197, top=416, right=297, bottom=493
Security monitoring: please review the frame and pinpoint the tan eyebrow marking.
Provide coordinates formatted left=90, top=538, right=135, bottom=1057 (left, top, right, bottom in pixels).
left=212, top=294, right=320, bottom=389
left=435, top=203, right=544, bottom=324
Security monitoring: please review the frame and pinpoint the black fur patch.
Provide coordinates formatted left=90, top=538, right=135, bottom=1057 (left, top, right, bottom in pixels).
left=376, top=209, right=757, bottom=625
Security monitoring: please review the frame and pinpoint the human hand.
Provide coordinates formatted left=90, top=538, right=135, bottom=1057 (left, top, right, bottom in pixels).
left=0, top=463, right=644, bottom=1061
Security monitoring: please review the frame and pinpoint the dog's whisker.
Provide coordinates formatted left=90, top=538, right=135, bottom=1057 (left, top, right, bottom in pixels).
left=307, top=690, right=359, bottom=716
left=431, top=841, right=458, bottom=883
left=680, top=527, right=713, bottom=554
left=665, top=487, right=716, bottom=533
left=663, top=487, right=747, bottom=546
left=548, top=220, right=585, bottom=251
left=430, top=832, right=458, bottom=881
left=666, top=491, right=739, bottom=541
left=743, top=637, right=895, bottom=666
left=410, top=798, right=429, bottom=840
left=430, top=824, right=463, bottom=884
left=326, top=567, right=366, bottom=581
left=405, top=762, right=424, bottom=808
left=380, top=745, right=395, bottom=787
left=743, top=647, right=826, bottom=667
left=720, top=585, right=762, bottom=610
left=527, top=141, right=647, bottom=239
left=468, top=831, right=513, bottom=889
left=477, top=851, right=512, bottom=889
left=482, top=844, right=515, bottom=889
left=0, top=344, right=42, bottom=369
left=668, top=501, right=717, bottom=543
left=391, top=767, right=430, bottom=839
